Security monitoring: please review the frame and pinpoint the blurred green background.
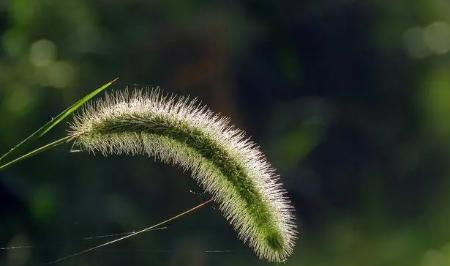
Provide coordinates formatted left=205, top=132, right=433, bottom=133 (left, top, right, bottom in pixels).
left=1, top=0, right=450, bottom=265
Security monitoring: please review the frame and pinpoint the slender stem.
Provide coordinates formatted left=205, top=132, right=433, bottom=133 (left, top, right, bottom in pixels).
left=0, top=131, right=38, bottom=163
left=46, top=198, right=214, bottom=265
left=0, top=136, right=74, bottom=171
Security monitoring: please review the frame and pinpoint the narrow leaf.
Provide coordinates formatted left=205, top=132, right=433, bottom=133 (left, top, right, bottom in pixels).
left=0, top=78, right=118, bottom=163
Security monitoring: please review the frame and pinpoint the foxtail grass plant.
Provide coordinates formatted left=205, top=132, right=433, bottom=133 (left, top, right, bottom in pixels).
left=0, top=82, right=297, bottom=262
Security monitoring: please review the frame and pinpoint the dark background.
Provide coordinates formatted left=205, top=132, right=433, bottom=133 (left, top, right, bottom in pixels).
left=1, top=0, right=450, bottom=265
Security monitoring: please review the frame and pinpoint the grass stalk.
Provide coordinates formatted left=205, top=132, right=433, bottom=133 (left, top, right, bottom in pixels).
left=0, top=136, right=73, bottom=171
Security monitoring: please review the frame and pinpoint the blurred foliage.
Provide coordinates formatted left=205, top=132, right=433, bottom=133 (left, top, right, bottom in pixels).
left=1, top=0, right=450, bottom=265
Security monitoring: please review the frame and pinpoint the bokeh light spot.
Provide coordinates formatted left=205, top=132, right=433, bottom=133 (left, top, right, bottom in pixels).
left=29, top=39, right=57, bottom=67
left=424, top=22, right=450, bottom=55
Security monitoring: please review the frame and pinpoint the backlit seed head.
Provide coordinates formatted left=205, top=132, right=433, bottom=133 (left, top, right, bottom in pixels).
left=70, top=89, right=297, bottom=262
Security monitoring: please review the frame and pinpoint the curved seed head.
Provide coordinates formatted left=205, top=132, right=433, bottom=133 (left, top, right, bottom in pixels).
left=69, top=89, right=297, bottom=262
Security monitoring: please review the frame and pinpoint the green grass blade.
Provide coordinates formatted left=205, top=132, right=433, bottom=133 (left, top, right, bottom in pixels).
left=0, top=78, right=118, bottom=164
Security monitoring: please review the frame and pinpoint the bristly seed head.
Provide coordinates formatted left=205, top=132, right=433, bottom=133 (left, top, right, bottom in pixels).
left=69, top=89, right=297, bottom=262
